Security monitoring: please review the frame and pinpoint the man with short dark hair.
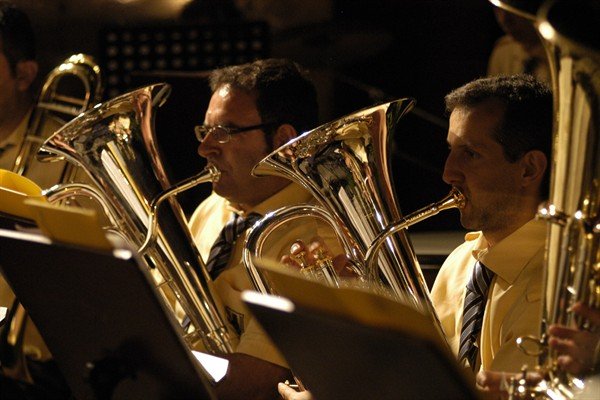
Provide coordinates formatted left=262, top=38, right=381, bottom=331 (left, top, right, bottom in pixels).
left=278, top=74, right=553, bottom=400
left=188, top=58, right=334, bottom=400
left=432, top=74, right=552, bottom=376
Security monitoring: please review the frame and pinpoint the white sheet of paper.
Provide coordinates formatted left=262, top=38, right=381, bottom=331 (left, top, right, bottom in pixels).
left=192, top=350, right=229, bottom=383
left=0, top=307, right=7, bottom=326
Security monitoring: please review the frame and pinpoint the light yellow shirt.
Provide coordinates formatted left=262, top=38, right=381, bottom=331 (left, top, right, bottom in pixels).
left=487, top=35, right=551, bottom=83
left=431, top=218, right=546, bottom=377
left=189, top=183, right=340, bottom=367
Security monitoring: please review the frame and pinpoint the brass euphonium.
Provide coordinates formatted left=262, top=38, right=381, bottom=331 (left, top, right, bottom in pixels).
left=487, top=0, right=600, bottom=398
left=242, top=99, right=464, bottom=342
left=38, top=83, right=236, bottom=355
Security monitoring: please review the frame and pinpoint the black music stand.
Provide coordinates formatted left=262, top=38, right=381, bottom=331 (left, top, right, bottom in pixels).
left=241, top=263, right=479, bottom=400
left=0, top=229, right=216, bottom=400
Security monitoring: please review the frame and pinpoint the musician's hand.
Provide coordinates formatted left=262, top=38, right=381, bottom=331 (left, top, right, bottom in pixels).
left=548, top=302, right=600, bottom=376
left=277, top=383, right=314, bottom=400
left=280, top=237, right=355, bottom=277
left=476, top=370, right=541, bottom=400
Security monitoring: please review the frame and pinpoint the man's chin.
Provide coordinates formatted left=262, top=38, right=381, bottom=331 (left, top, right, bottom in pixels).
left=212, top=183, right=236, bottom=201
left=211, top=181, right=224, bottom=195
left=459, top=214, right=485, bottom=232
left=459, top=210, right=476, bottom=231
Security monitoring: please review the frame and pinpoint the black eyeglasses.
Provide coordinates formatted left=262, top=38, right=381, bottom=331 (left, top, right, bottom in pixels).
left=194, top=122, right=274, bottom=144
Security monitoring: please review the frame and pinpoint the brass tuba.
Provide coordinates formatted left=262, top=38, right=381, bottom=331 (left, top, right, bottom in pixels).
left=12, top=53, right=103, bottom=182
left=38, top=83, right=236, bottom=355
left=242, top=99, right=464, bottom=341
left=488, top=0, right=600, bottom=398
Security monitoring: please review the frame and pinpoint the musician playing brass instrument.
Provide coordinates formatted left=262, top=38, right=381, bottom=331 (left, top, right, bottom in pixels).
left=0, top=3, right=68, bottom=397
left=487, top=4, right=551, bottom=83
left=188, top=58, right=341, bottom=400
left=279, top=74, right=553, bottom=400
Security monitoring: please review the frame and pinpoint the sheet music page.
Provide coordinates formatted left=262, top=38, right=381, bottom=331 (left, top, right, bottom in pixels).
left=253, top=257, right=446, bottom=345
left=191, top=351, right=229, bottom=383
left=0, top=307, right=7, bottom=327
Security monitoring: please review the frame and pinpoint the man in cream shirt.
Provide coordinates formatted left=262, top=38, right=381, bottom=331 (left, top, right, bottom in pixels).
left=431, top=74, right=552, bottom=386
left=187, top=58, right=343, bottom=400
left=279, top=75, right=553, bottom=400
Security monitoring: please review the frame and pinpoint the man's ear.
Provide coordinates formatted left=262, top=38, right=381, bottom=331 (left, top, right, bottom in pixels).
left=15, top=60, right=38, bottom=92
left=271, top=124, right=298, bottom=149
left=520, top=150, right=547, bottom=189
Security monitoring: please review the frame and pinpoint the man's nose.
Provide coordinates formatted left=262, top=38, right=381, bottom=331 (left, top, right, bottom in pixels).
left=442, top=152, right=461, bottom=186
left=197, top=135, right=219, bottom=159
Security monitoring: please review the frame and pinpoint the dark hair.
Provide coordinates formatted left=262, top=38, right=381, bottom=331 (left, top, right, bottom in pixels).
left=0, top=1, right=36, bottom=74
left=445, top=74, right=553, bottom=196
left=208, top=58, right=319, bottom=149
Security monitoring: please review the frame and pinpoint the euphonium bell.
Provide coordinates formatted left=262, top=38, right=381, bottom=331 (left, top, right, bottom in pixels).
left=243, top=99, right=464, bottom=345
left=38, top=83, right=235, bottom=355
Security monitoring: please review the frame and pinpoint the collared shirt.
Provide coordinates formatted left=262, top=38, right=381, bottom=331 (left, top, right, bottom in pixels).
left=189, top=183, right=340, bottom=367
left=487, top=35, right=551, bottom=84
left=431, top=218, right=546, bottom=377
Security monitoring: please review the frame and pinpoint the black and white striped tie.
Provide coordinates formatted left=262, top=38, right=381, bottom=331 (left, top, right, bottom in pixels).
left=205, top=212, right=261, bottom=280
left=458, top=260, right=495, bottom=371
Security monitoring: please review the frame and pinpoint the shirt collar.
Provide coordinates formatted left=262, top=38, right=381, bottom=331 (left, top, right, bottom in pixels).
left=225, top=182, right=313, bottom=218
left=465, top=218, right=546, bottom=284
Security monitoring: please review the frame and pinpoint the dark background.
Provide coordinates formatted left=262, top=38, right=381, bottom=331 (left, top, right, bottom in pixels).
left=13, top=0, right=504, bottom=231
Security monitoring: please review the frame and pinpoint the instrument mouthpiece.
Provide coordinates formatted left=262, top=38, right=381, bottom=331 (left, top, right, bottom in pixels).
left=207, top=164, right=221, bottom=182
left=450, top=187, right=466, bottom=209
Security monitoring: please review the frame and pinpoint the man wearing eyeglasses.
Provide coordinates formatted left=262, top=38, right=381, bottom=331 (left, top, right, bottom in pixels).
left=187, top=58, right=334, bottom=400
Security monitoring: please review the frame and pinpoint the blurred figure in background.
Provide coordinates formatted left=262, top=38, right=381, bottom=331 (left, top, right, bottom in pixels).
left=0, top=2, right=70, bottom=398
left=487, top=6, right=550, bottom=83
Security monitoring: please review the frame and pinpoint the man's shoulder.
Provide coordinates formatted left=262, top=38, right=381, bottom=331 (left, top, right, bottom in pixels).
left=488, top=35, right=528, bottom=76
left=492, top=35, right=520, bottom=51
left=251, top=182, right=314, bottom=215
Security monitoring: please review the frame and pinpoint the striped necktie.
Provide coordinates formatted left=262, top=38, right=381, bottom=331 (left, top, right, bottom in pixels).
left=458, top=260, right=495, bottom=371
left=205, top=212, right=261, bottom=280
